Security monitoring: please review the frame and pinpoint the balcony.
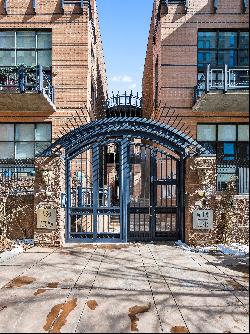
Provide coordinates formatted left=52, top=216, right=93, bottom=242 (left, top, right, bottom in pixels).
left=0, top=65, right=56, bottom=113
left=106, top=92, right=142, bottom=118
left=193, top=64, right=249, bottom=112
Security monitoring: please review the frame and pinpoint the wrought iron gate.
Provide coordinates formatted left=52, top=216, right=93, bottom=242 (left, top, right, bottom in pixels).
left=42, top=117, right=206, bottom=243
left=66, top=139, right=182, bottom=242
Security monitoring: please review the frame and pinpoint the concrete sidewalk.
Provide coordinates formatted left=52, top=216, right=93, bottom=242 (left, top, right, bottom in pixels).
left=0, top=243, right=249, bottom=333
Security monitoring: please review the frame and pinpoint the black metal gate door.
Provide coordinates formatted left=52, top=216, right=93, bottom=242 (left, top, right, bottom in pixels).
left=66, top=139, right=181, bottom=243
left=128, top=142, right=180, bottom=241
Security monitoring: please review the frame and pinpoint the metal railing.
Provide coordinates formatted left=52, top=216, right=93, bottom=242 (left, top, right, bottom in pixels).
left=0, top=65, right=55, bottom=103
left=106, top=91, right=142, bottom=109
left=217, top=164, right=249, bottom=194
left=0, top=161, right=35, bottom=195
left=194, top=64, right=249, bottom=102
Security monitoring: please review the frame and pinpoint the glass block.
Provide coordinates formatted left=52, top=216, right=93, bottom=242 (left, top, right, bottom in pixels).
left=15, top=124, right=35, bottom=141
left=198, top=32, right=217, bottom=49
left=35, top=124, right=52, bottom=141
left=15, top=142, right=34, bottom=159
left=218, top=32, right=237, bottom=49
left=17, top=50, right=36, bottom=67
left=218, top=125, right=236, bottom=141
left=16, top=31, right=36, bottom=49
left=239, top=32, right=249, bottom=49
left=197, top=125, right=216, bottom=141
left=0, top=50, right=15, bottom=66
left=218, top=50, right=237, bottom=67
left=37, top=50, right=52, bottom=67
left=0, top=142, right=14, bottom=159
left=0, top=124, right=14, bottom=141
left=0, top=31, right=15, bottom=49
left=35, top=142, right=51, bottom=155
left=238, top=125, right=249, bottom=142
left=37, top=32, right=52, bottom=49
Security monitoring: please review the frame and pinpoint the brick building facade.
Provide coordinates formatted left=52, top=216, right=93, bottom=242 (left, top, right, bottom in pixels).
left=0, top=0, right=107, bottom=144
left=143, top=0, right=249, bottom=194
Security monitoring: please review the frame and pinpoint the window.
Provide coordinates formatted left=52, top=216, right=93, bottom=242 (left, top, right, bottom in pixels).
left=197, top=124, right=249, bottom=194
left=0, top=30, right=52, bottom=68
left=197, top=30, right=249, bottom=70
left=0, top=123, right=52, bottom=160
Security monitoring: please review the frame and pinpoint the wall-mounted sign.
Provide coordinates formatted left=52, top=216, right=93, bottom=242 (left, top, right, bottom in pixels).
left=193, top=210, right=213, bottom=230
left=37, top=208, right=57, bottom=229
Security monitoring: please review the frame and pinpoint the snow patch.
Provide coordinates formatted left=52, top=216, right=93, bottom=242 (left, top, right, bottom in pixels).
left=175, top=240, right=249, bottom=257
left=0, top=245, right=24, bottom=263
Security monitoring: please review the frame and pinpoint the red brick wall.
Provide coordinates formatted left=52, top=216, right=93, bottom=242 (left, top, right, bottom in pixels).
left=142, top=0, right=249, bottom=137
left=0, top=0, right=107, bottom=140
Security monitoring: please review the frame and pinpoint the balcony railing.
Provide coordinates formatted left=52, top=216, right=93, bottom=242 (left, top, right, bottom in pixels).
left=0, top=65, right=54, bottom=103
left=194, top=64, right=249, bottom=102
left=217, top=164, right=249, bottom=195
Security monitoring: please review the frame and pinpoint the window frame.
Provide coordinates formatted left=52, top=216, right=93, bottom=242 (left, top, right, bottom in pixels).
left=0, top=29, right=52, bottom=68
left=197, top=29, right=249, bottom=70
left=197, top=123, right=249, bottom=194
left=0, top=122, right=52, bottom=161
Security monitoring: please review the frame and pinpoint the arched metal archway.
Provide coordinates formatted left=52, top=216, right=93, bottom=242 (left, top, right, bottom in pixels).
left=42, top=117, right=207, bottom=243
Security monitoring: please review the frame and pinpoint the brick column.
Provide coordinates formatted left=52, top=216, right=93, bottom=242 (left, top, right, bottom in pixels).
left=34, top=156, right=65, bottom=247
left=185, top=156, right=218, bottom=246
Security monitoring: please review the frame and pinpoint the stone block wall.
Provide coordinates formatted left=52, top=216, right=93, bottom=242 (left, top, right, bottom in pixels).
left=34, top=156, right=66, bottom=247
left=185, top=156, right=249, bottom=246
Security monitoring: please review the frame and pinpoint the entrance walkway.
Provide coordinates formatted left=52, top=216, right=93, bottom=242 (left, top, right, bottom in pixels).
left=0, top=243, right=249, bottom=333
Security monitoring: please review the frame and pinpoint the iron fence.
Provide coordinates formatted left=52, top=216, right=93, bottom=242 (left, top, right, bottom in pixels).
left=0, top=65, right=54, bottom=103
left=194, top=64, right=249, bottom=103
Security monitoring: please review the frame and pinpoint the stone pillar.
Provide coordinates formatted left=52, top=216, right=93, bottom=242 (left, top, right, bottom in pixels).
left=185, top=156, right=218, bottom=246
left=34, top=156, right=66, bottom=247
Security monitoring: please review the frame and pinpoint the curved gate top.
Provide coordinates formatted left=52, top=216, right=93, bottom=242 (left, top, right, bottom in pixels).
left=42, top=117, right=207, bottom=158
left=41, top=117, right=207, bottom=244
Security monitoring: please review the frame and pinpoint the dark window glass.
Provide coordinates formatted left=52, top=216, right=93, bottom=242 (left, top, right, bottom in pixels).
left=198, top=51, right=217, bottom=68
left=239, top=32, right=249, bottom=49
left=238, top=50, right=249, bottom=66
left=197, top=30, right=249, bottom=69
left=218, top=32, right=237, bottom=49
left=198, top=32, right=217, bottom=49
left=218, top=50, right=237, bottom=66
